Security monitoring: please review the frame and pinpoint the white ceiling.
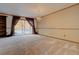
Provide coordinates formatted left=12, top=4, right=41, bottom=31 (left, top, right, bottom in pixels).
left=0, top=3, right=75, bottom=18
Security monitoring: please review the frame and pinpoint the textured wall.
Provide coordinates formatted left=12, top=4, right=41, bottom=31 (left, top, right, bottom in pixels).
left=37, top=4, right=79, bottom=43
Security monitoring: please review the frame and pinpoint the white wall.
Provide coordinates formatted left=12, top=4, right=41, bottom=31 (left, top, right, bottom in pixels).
left=6, top=16, right=13, bottom=35
left=37, top=4, right=79, bottom=43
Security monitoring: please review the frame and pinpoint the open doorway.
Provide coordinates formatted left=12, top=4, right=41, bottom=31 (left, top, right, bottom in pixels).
left=15, top=18, right=32, bottom=35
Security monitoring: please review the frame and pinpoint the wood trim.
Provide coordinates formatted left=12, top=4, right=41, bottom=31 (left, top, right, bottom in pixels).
left=41, top=3, right=79, bottom=18
left=0, top=13, right=34, bottom=18
left=36, top=28, right=79, bottom=30
left=39, top=34, right=79, bottom=44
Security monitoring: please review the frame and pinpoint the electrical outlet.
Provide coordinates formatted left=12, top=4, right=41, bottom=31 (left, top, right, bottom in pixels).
left=64, top=34, right=66, bottom=37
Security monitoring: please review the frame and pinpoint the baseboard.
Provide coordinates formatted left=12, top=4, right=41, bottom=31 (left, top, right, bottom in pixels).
left=38, top=34, right=79, bottom=44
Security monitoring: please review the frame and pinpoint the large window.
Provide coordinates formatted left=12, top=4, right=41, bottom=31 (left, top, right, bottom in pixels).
left=15, top=19, right=32, bottom=35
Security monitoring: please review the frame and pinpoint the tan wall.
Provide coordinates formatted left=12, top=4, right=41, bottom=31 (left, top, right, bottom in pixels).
left=37, top=4, right=79, bottom=43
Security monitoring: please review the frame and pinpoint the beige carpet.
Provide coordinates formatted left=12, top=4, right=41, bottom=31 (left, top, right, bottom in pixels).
left=0, top=35, right=79, bottom=55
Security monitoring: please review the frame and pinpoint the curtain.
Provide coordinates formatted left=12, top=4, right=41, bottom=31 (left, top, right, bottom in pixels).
left=25, top=17, right=38, bottom=34
left=11, top=16, right=20, bottom=35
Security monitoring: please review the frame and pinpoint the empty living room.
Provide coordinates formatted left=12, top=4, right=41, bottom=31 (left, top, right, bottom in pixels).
left=0, top=1, right=79, bottom=59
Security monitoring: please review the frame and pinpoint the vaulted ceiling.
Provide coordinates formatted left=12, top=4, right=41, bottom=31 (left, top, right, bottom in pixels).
left=0, top=3, right=75, bottom=18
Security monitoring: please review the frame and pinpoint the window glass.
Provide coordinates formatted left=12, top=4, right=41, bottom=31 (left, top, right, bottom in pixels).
left=15, top=19, right=32, bottom=35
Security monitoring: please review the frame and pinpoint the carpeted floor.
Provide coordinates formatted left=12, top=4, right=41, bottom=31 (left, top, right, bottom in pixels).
left=0, top=35, right=79, bottom=55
